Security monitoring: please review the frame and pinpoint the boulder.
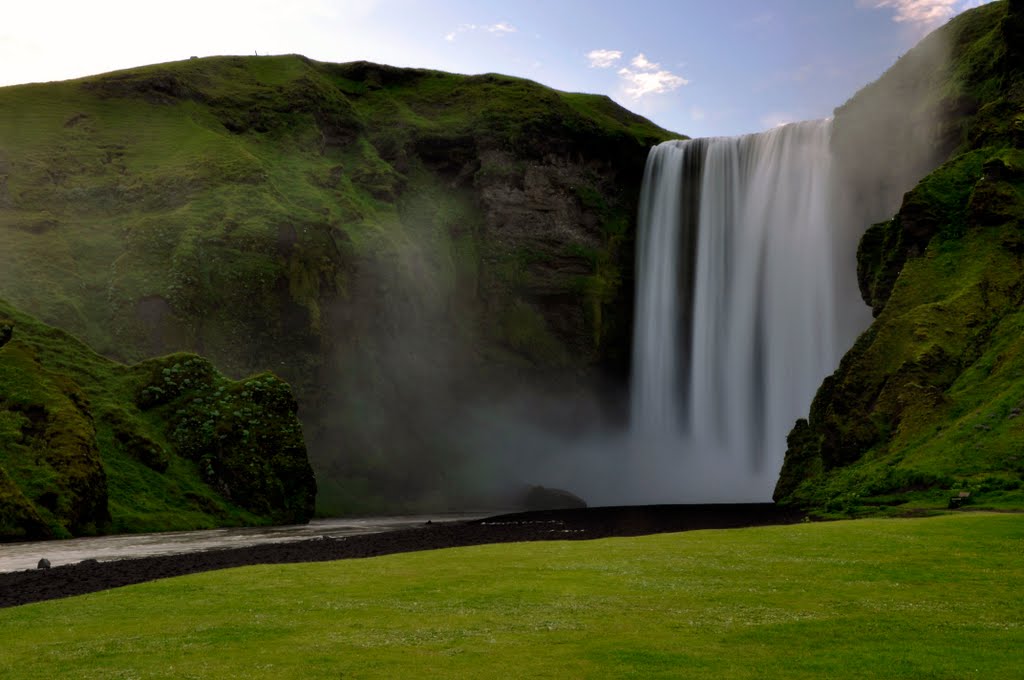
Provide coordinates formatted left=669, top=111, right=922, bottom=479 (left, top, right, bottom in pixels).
left=523, top=485, right=587, bottom=511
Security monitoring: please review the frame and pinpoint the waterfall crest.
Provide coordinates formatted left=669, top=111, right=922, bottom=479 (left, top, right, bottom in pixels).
left=631, top=120, right=847, bottom=501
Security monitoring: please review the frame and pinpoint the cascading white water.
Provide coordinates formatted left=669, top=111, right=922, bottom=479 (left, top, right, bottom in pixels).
left=631, top=119, right=847, bottom=502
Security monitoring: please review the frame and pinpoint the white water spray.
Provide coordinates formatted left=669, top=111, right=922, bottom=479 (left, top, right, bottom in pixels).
left=630, top=120, right=848, bottom=502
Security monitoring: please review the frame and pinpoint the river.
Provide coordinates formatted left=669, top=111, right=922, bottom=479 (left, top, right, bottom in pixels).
left=0, top=514, right=487, bottom=573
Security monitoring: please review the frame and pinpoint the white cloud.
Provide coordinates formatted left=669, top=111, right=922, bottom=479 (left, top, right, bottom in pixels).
left=618, top=68, right=688, bottom=98
left=586, top=49, right=622, bottom=68
left=486, top=22, right=516, bottom=34
left=616, top=52, right=689, bottom=98
left=865, top=0, right=993, bottom=26
left=630, top=53, right=658, bottom=70
left=445, top=22, right=517, bottom=41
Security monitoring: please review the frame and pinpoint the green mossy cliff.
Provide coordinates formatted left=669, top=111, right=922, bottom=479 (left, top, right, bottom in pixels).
left=0, top=58, right=676, bottom=513
left=775, top=0, right=1024, bottom=514
left=0, top=299, right=314, bottom=540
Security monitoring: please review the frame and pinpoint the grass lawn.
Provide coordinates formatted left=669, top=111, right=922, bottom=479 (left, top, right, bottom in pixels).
left=1, top=512, right=1021, bottom=678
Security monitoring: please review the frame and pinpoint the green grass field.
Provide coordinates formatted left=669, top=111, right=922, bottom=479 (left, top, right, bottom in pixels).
left=1, top=513, right=1020, bottom=678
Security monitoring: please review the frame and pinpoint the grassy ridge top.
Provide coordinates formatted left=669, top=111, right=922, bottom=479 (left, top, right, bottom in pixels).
left=0, top=297, right=315, bottom=540
left=1, top=513, right=1020, bottom=678
left=0, top=53, right=672, bottom=367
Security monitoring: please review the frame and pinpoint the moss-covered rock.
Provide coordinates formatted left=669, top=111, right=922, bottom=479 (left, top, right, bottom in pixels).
left=775, top=0, right=1024, bottom=514
left=0, top=299, right=314, bottom=540
left=136, top=355, right=314, bottom=523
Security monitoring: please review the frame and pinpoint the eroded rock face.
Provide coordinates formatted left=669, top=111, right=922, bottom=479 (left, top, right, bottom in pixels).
left=473, top=149, right=629, bottom=364
left=476, top=150, right=602, bottom=251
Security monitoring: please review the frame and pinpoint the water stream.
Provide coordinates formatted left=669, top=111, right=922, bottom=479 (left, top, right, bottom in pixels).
left=0, top=514, right=485, bottom=573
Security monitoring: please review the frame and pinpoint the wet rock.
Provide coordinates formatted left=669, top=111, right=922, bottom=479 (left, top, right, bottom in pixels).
left=37, top=558, right=50, bottom=570
left=523, top=485, right=587, bottom=511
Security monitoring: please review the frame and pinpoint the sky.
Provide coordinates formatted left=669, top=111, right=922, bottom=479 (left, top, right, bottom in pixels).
left=0, top=0, right=995, bottom=138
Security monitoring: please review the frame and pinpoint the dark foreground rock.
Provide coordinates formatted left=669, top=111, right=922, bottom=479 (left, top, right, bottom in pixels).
left=522, top=485, right=588, bottom=510
left=0, top=503, right=802, bottom=609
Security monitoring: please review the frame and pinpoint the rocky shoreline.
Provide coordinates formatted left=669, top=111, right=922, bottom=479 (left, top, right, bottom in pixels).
left=0, top=504, right=803, bottom=609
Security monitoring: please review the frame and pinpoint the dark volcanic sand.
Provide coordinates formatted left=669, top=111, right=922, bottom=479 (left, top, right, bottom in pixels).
left=0, top=503, right=803, bottom=609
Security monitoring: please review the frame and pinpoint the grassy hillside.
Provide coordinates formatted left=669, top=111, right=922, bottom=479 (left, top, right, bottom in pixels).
left=1, top=513, right=1020, bottom=678
left=0, top=298, right=314, bottom=540
left=0, top=56, right=676, bottom=514
left=775, top=1, right=1024, bottom=514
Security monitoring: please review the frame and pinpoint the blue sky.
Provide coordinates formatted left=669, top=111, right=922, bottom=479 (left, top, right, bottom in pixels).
left=1, top=0, right=994, bottom=137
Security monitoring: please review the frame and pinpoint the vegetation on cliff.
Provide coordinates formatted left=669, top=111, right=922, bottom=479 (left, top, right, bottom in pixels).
left=0, top=56, right=676, bottom=515
left=0, top=298, right=314, bottom=540
left=775, top=0, right=1024, bottom=514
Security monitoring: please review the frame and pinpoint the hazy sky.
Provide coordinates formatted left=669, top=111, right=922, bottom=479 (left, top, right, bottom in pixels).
left=1, top=0, right=994, bottom=137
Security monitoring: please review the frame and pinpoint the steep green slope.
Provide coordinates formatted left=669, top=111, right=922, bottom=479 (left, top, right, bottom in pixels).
left=0, top=298, right=315, bottom=540
left=775, top=0, right=1024, bottom=514
left=0, top=57, right=675, bottom=513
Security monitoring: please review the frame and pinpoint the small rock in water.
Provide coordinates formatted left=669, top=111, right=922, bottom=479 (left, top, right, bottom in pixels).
left=37, top=558, right=51, bottom=570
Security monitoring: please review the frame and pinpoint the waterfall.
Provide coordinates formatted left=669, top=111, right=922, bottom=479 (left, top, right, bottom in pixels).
left=630, top=120, right=847, bottom=502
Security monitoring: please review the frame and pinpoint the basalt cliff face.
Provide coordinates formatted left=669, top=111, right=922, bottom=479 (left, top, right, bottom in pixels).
left=775, top=0, right=1024, bottom=514
left=0, top=58, right=675, bottom=514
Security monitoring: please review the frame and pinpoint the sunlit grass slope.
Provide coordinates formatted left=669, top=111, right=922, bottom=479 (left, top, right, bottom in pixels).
left=0, top=298, right=314, bottom=540
left=1, top=513, right=1020, bottom=679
